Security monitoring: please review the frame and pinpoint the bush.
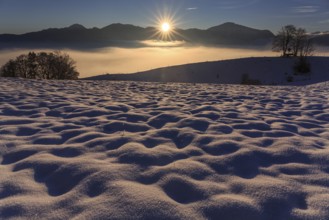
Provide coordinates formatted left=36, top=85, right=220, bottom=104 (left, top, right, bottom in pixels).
left=294, top=57, right=311, bottom=75
left=286, top=76, right=294, bottom=82
left=241, top=73, right=261, bottom=85
left=0, top=51, right=79, bottom=80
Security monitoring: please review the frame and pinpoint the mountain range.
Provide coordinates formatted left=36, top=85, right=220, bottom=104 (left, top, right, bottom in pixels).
left=0, top=22, right=274, bottom=49
left=0, top=22, right=328, bottom=49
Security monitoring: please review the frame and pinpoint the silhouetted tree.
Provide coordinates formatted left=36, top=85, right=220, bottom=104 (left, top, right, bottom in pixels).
left=293, top=28, right=314, bottom=57
left=272, top=25, right=314, bottom=58
left=273, top=25, right=296, bottom=57
left=0, top=51, right=79, bottom=80
left=273, top=25, right=314, bottom=74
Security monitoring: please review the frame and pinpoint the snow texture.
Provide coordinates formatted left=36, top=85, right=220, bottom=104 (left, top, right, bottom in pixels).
left=1, top=78, right=329, bottom=220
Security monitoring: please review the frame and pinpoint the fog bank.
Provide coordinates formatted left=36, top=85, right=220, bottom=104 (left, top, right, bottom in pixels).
left=0, top=46, right=307, bottom=78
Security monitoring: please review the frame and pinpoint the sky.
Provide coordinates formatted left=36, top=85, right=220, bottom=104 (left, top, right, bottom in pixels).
left=0, top=0, right=328, bottom=34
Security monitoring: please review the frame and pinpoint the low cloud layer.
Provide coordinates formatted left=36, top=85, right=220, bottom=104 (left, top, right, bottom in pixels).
left=0, top=46, right=317, bottom=78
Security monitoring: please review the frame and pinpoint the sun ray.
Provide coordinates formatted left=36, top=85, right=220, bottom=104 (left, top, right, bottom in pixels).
left=146, top=4, right=186, bottom=43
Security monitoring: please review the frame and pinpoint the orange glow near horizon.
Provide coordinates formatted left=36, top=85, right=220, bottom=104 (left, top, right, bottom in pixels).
left=0, top=47, right=285, bottom=78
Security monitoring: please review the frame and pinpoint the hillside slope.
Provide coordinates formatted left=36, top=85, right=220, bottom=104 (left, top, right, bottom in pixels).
left=85, top=57, right=329, bottom=85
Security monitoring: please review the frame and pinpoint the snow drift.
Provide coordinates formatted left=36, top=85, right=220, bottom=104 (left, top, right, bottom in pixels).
left=0, top=78, right=329, bottom=219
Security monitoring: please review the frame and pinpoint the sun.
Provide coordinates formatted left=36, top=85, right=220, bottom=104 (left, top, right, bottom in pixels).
left=148, top=7, right=184, bottom=41
left=161, top=22, right=171, bottom=33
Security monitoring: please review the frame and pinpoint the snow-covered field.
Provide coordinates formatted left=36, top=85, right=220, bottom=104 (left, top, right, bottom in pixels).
left=1, top=78, right=329, bottom=219
left=86, top=57, right=329, bottom=86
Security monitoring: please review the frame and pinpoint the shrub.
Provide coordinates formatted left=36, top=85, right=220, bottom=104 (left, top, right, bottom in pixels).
left=294, top=57, right=311, bottom=75
left=241, top=73, right=261, bottom=85
left=286, top=76, right=294, bottom=82
left=0, top=51, right=79, bottom=80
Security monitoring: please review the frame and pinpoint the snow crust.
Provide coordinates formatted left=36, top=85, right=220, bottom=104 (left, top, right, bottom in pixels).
left=1, top=78, right=329, bottom=219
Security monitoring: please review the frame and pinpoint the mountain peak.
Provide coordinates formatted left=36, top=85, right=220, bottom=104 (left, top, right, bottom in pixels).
left=208, top=22, right=252, bottom=31
left=67, top=24, right=86, bottom=30
left=220, top=22, right=237, bottom=26
left=101, top=23, right=141, bottom=30
left=207, top=22, right=274, bottom=37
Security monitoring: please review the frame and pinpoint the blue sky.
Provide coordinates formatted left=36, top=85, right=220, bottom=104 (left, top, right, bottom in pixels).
left=0, top=0, right=328, bottom=34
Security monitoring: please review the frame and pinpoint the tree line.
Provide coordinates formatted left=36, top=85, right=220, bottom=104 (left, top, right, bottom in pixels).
left=0, top=51, right=79, bottom=80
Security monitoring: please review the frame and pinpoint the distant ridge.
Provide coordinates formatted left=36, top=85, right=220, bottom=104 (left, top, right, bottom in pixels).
left=0, top=22, right=275, bottom=49
left=313, top=33, right=329, bottom=46
left=208, top=22, right=273, bottom=39
left=208, top=22, right=270, bottom=33
left=205, top=22, right=274, bottom=45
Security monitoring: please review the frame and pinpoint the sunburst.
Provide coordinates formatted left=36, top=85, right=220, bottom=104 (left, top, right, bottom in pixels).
left=148, top=5, right=185, bottom=42
left=161, top=22, right=171, bottom=33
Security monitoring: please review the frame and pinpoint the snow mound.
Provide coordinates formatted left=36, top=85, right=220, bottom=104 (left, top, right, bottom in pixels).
left=1, top=78, right=329, bottom=219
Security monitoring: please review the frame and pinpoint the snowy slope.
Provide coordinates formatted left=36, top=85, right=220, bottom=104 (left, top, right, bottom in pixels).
left=85, top=57, right=329, bottom=85
left=1, top=78, right=329, bottom=219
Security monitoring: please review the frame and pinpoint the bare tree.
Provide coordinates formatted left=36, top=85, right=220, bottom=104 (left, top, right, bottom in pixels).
left=294, top=37, right=314, bottom=74
left=299, top=37, right=314, bottom=58
left=292, top=28, right=306, bottom=57
left=272, top=25, right=297, bottom=57
left=273, top=25, right=315, bottom=74
left=272, top=25, right=314, bottom=58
